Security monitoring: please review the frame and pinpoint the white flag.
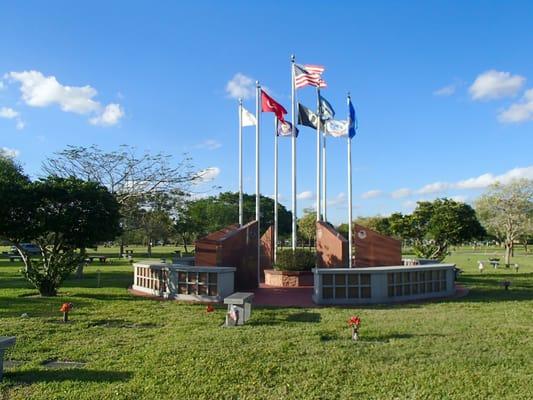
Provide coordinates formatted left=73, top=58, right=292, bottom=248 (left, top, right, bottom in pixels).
left=241, top=106, right=257, bottom=127
left=324, top=119, right=349, bottom=137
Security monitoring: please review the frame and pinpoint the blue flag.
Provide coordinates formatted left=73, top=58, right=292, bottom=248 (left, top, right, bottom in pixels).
left=319, top=93, right=335, bottom=121
left=348, top=98, right=357, bottom=139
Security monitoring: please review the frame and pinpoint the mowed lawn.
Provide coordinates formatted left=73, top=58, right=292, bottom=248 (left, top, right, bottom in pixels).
left=0, top=246, right=532, bottom=399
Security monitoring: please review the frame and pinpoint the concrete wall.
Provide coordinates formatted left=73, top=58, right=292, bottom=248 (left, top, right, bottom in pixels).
left=313, top=264, right=456, bottom=305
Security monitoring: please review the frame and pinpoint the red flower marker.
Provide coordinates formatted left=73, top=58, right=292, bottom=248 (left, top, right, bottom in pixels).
left=348, top=316, right=361, bottom=328
left=348, top=316, right=361, bottom=341
left=60, top=302, right=73, bottom=323
left=206, top=304, right=215, bottom=313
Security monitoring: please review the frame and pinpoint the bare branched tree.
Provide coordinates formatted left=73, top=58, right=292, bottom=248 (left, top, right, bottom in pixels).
left=42, top=144, right=207, bottom=203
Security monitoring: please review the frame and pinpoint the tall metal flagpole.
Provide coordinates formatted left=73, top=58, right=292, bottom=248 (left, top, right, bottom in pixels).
left=274, top=118, right=279, bottom=264
left=347, top=93, right=353, bottom=268
left=291, top=55, right=297, bottom=250
left=238, top=98, right=244, bottom=227
left=255, top=82, right=261, bottom=285
left=322, top=127, right=327, bottom=222
left=316, top=87, right=321, bottom=222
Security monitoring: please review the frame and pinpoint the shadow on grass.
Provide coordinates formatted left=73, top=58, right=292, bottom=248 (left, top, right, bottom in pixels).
left=454, top=273, right=533, bottom=303
left=70, top=292, right=143, bottom=302
left=0, top=296, right=93, bottom=318
left=6, top=369, right=132, bottom=383
left=86, top=319, right=158, bottom=329
left=286, top=312, right=321, bottom=323
left=317, top=331, right=443, bottom=343
left=249, top=311, right=321, bottom=326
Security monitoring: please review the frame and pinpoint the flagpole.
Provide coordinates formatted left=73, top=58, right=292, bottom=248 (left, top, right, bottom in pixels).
left=274, top=118, right=279, bottom=264
left=322, top=129, right=327, bottom=222
left=255, top=81, right=261, bottom=285
left=316, top=87, right=321, bottom=222
left=291, top=54, right=297, bottom=250
left=238, top=98, right=244, bottom=227
left=347, top=93, right=353, bottom=268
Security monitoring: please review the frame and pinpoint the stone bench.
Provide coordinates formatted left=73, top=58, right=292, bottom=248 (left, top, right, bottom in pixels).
left=0, top=336, right=16, bottom=381
left=224, top=292, right=254, bottom=326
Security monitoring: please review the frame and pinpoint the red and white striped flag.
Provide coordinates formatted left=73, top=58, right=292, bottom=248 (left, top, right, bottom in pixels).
left=294, top=64, right=327, bottom=89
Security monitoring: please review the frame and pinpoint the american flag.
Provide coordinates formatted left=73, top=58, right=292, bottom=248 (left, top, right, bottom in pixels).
left=294, top=64, right=327, bottom=89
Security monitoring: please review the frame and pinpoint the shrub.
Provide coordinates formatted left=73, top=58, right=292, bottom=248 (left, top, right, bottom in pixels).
left=275, top=249, right=315, bottom=271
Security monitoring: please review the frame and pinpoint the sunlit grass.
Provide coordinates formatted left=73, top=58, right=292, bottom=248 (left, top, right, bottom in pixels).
left=0, top=247, right=532, bottom=399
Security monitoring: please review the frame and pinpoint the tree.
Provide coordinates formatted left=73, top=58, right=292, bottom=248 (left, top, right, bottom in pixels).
left=42, top=144, right=203, bottom=273
left=182, top=192, right=292, bottom=238
left=476, top=180, right=533, bottom=266
left=0, top=168, right=121, bottom=296
left=136, top=193, right=176, bottom=256
left=298, top=209, right=317, bottom=248
left=173, top=204, right=202, bottom=253
left=354, top=216, right=392, bottom=236
left=409, top=199, right=485, bottom=261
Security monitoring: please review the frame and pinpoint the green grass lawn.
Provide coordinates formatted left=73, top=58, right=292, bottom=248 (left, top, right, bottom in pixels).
left=1, top=247, right=532, bottom=399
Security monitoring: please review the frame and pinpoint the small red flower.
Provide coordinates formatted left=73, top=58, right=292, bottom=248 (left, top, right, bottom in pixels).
left=60, top=303, right=73, bottom=313
left=206, top=304, right=215, bottom=313
left=348, top=316, right=361, bottom=328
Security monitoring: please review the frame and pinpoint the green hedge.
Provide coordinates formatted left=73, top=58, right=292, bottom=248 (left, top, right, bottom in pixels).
left=275, top=249, right=315, bottom=271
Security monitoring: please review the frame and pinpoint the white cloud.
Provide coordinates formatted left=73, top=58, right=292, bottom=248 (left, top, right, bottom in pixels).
left=498, top=88, right=533, bottom=123
left=433, top=84, right=456, bottom=96
left=0, top=107, right=19, bottom=119
left=196, top=167, right=220, bottom=183
left=327, top=192, right=346, bottom=206
left=407, top=166, right=533, bottom=196
left=391, top=188, right=412, bottom=198
left=0, top=81, right=4, bottom=90
left=417, top=181, right=451, bottom=195
left=0, top=147, right=20, bottom=158
left=361, top=189, right=382, bottom=199
left=6, top=70, right=123, bottom=126
left=0, top=107, right=25, bottom=130
left=267, top=193, right=287, bottom=202
left=7, top=70, right=100, bottom=113
left=450, top=195, right=468, bottom=203
left=226, top=73, right=255, bottom=100
left=89, top=103, right=124, bottom=126
left=455, top=166, right=533, bottom=189
left=469, top=70, right=525, bottom=101
left=297, top=191, right=313, bottom=200
left=194, top=139, right=222, bottom=150
left=402, top=200, right=417, bottom=210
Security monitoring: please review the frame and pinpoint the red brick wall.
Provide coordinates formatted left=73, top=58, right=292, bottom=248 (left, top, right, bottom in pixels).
left=316, top=221, right=348, bottom=267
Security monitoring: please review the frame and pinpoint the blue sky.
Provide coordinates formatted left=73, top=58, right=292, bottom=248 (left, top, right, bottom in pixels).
left=1, top=1, right=532, bottom=225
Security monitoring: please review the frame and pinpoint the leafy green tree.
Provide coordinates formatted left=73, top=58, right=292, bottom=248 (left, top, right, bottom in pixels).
left=409, top=199, right=485, bottom=261
left=476, top=180, right=533, bottom=265
left=354, top=216, right=392, bottom=236
left=0, top=169, right=121, bottom=296
left=298, top=209, right=317, bottom=248
left=173, top=204, right=202, bottom=253
left=184, top=192, right=292, bottom=238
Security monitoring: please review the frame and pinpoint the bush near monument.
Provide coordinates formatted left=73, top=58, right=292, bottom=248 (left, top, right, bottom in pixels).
left=275, top=249, right=315, bottom=271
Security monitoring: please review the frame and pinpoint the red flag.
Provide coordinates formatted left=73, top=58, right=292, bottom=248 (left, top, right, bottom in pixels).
left=261, top=90, right=287, bottom=122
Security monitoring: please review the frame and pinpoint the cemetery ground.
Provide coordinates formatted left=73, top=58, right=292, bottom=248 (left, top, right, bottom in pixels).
left=0, top=247, right=532, bottom=400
